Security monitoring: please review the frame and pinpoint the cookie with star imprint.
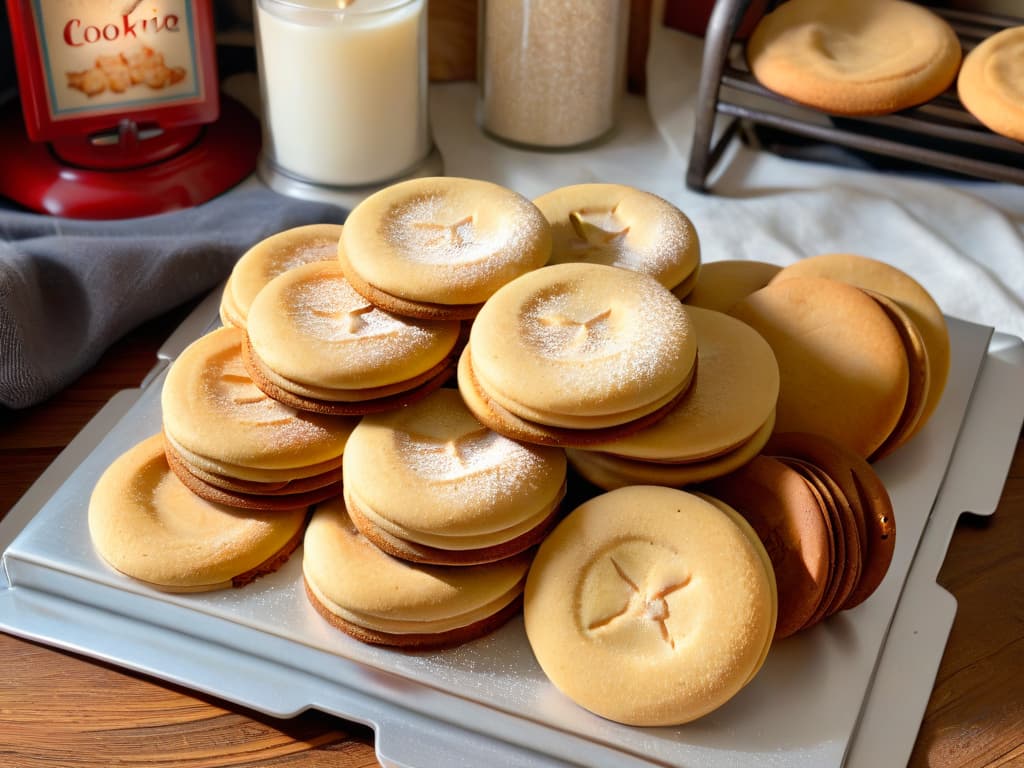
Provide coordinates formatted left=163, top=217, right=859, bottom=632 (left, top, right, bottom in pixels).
left=220, top=224, right=343, bottom=330
left=90, top=434, right=308, bottom=591
left=243, top=261, right=461, bottom=415
left=342, top=388, right=567, bottom=565
left=524, top=485, right=776, bottom=726
left=160, top=326, right=356, bottom=509
left=303, top=495, right=531, bottom=649
left=340, top=177, right=552, bottom=320
left=460, top=262, right=697, bottom=447
left=533, top=184, right=701, bottom=295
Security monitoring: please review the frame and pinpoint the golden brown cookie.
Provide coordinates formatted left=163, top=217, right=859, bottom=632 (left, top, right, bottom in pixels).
left=340, top=177, right=551, bottom=319
left=340, top=389, right=567, bottom=565
left=771, top=253, right=949, bottom=444
left=220, top=224, right=343, bottom=329
left=89, top=435, right=308, bottom=592
left=468, top=262, right=697, bottom=429
left=243, top=261, right=461, bottom=414
left=747, top=0, right=961, bottom=116
left=701, top=456, right=832, bottom=639
left=958, top=27, right=1024, bottom=143
left=457, top=345, right=694, bottom=448
left=302, top=496, right=531, bottom=649
left=161, top=327, right=356, bottom=484
left=681, top=259, right=781, bottom=309
left=533, top=183, right=701, bottom=292
left=863, top=289, right=931, bottom=460
left=524, top=486, right=776, bottom=726
left=566, top=411, right=774, bottom=490
left=765, top=431, right=895, bottom=612
left=730, top=276, right=909, bottom=458
left=585, top=306, right=779, bottom=462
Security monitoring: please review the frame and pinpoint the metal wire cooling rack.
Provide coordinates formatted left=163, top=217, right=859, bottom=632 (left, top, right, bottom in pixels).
left=686, top=0, right=1024, bottom=191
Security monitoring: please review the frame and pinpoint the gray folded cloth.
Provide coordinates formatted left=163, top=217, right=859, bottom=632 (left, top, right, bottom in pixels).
left=0, top=188, right=346, bottom=409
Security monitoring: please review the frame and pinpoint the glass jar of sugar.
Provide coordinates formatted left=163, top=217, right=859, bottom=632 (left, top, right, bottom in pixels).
left=255, top=0, right=439, bottom=202
left=478, top=0, right=630, bottom=149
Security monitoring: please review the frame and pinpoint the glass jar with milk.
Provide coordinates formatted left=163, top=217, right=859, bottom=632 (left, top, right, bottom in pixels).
left=255, top=0, right=436, bottom=198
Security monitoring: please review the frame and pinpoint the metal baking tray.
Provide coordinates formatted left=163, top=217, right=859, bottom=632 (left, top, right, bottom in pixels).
left=3, top=292, right=1023, bottom=767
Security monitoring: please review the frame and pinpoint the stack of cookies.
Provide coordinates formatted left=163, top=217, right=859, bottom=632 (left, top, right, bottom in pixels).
left=87, top=175, right=951, bottom=728
left=242, top=261, right=462, bottom=415
left=159, top=327, right=356, bottom=511
left=727, top=253, right=949, bottom=460
left=303, top=389, right=567, bottom=649
left=703, top=432, right=895, bottom=639
left=565, top=306, right=779, bottom=489
left=459, top=262, right=698, bottom=445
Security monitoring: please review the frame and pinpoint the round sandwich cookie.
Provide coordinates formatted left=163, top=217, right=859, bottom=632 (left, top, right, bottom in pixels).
left=457, top=346, right=694, bottom=448
left=681, top=259, right=781, bottom=309
left=695, top=492, right=779, bottom=686
left=729, top=276, right=910, bottom=459
left=342, top=388, right=567, bottom=565
left=161, top=327, right=356, bottom=507
left=701, top=456, right=832, bottom=639
left=524, top=486, right=776, bottom=726
left=765, top=431, right=895, bottom=611
left=220, top=224, right=343, bottom=329
left=243, top=261, right=461, bottom=415
left=303, top=496, right=531, bottom=649
left=463, top=262, right=697, bottom=442
left=565, top=410, right=774, bottom=491
left=89, top=435, right=308, bottom=592
left=161, top=436, right=343, bottom=512
left=532, top=183, right=701, bottom=293
left=958, top=27, right=1024, bottom=144
left=584, top=307, right=779, bottom=463
left=747, top=0, right=961, bottom=116
left=340, top=177, right=551, bottom=320
left=774, top=456, right=859, bottom=625
left=861, top=289, right=931, bottom=460
left=772, top=253, right=950, bottom=445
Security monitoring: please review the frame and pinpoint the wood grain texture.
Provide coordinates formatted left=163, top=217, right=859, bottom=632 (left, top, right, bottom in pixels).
left=428, top=0, right=477, bottom=82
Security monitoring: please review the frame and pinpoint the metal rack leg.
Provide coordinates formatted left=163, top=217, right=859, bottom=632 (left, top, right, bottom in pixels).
left=686, top=0, right=753, bottom=192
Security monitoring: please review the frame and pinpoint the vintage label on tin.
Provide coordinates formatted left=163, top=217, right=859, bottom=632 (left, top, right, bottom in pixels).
left=30, top=0, right=203, bottom=120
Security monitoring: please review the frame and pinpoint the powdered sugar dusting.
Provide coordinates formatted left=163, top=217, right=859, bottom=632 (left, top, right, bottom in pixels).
left=559, top=204, right=695, bottom=280
left=394, top=426, right=548, bottom=509
left=267, top=237, right=338, bottom=275
left=382, top=194, right=523, bottom=279
left=286, top=273, right=440, bottom=367
left=515, top=276, right=692, bottom=392
left=201, top=345, right=334, bottom=446
left=521, top=292, right=620, bottom=361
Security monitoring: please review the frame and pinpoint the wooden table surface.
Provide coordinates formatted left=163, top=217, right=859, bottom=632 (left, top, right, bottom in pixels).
left=1, top=303, right=1022, bottom=768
